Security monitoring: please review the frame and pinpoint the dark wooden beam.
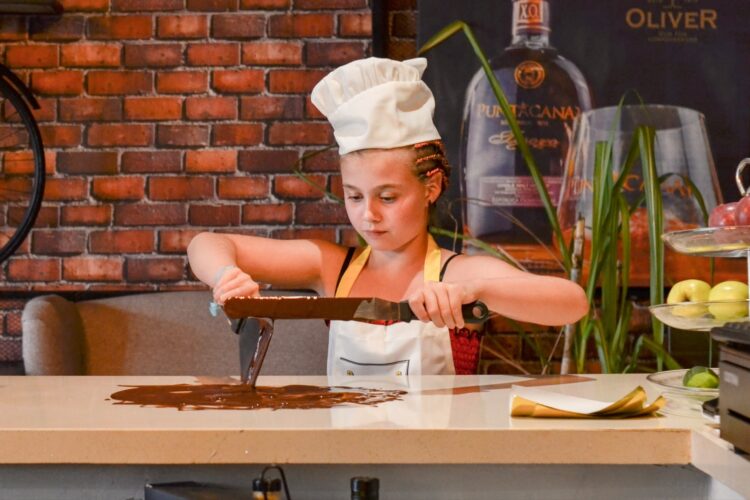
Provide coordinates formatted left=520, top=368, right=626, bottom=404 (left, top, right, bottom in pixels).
left=0, top=0, right=62, bottom=15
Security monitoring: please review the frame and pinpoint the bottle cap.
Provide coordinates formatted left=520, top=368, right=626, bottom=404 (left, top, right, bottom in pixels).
left=350, top=476, right=379, bottom=496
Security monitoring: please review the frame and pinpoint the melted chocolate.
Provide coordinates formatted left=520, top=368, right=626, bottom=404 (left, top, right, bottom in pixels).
left=110, top=383, right=406, bottom=411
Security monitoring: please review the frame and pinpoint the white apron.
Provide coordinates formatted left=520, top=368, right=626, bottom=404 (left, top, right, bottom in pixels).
left=327, top=236, right=456, bottom=377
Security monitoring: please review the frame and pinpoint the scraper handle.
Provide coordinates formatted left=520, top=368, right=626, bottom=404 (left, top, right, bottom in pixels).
left=461, top=300, right=489, bottom=322
left=402, top=300, right=489, bottom=322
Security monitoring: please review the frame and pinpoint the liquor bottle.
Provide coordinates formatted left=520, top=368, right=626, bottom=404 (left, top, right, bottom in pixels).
left=460, top=0, right=592, bottom=247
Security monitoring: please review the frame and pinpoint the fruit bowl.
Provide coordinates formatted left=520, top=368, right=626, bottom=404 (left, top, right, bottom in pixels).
left=646, top=369, right=719, bottom=417
left=649, top=299, right=750, bottom=331
left=662, top=226, right=750, bottom=257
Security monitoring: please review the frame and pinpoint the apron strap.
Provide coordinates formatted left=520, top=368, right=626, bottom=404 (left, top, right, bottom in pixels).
left=424, top=234, right=441, bottom=283
left=335, top=235, right=441, bottom=297
left=334, top=245, right=371, bottom=298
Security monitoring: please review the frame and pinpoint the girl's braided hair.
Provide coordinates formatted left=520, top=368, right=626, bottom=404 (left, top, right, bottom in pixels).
left=342, top=140, right=451, bottom=196
left=413, top=140, right=451, bottom=196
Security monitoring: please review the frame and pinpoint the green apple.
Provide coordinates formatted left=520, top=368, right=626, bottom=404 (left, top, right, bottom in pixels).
left=708, top=280, right=749, bottom=320
left=666, top=279, right=710, bottom=317
left=683, top=366, right=719, bottom=389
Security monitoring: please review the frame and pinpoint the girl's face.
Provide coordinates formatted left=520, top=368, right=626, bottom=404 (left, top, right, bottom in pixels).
left=340, top=148, right=438, bottom=251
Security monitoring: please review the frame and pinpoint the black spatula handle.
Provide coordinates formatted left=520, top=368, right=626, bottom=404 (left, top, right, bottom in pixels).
left=401, top=300, right=489, bottom=322
left=462, top=300, right=489, bottom=322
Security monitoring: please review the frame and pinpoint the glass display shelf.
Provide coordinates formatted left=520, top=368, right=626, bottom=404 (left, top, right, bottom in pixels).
left=652, top=226, right=750, bottom=330
left=647, top=160, right=750, bottom=415
left=662, top=226, right=750, bottom=258
left=646, top=368, right=719, bottom=417
left=649, top=299, right=750, bottom=332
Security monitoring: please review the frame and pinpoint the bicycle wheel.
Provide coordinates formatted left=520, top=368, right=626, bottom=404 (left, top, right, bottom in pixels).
left=0, top=69, right=45, bottom=265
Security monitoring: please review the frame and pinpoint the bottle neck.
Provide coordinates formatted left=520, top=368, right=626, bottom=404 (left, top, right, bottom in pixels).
left=511, top=0, right=551, bottom=47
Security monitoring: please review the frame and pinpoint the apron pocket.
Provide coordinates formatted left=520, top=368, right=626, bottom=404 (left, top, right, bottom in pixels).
left=338, top=357, right=410, bottom=377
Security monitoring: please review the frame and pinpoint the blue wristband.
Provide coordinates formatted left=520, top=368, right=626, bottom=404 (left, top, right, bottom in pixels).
left=210, top=265, right=239, bottom=317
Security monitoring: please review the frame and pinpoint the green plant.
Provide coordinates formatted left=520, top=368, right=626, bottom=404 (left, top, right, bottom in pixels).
left=418, top=21, right=710, bottom=373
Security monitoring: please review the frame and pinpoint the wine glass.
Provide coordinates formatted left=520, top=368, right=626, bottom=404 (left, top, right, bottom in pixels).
left=557, top=104, right=722, bottom=285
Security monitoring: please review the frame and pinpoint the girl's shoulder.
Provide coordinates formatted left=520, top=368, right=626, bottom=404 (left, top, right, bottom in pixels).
left=440, top=250, right=524, bottom=281
left=308, top=239, right=356, bottom=272
left=313, top=239, right=360, bottom=295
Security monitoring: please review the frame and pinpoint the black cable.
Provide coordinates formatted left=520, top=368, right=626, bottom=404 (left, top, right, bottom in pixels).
left=261, top=464, right=292, bottom=500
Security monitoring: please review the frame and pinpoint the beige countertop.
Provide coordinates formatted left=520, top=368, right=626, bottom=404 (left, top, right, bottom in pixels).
left=0, top=373, right=746, bottom=499
left=0, top=373, right=737, bottom=467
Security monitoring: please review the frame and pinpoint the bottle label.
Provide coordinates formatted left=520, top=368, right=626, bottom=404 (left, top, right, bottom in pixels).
left=476, top=101, right=581, bottom=126
left=478, top=176, right=562, bottom=208
left=514, top=0, right=548, bottom=32
left=514, top=61, right=545, bottom=89
left=516, top=0, right=544, bottom=24
left=489, top=130, right=560, bottom=151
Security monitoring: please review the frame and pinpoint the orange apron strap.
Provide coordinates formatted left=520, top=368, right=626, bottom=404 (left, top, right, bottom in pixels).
left=334, top=236, right=441, bottom=297
left=334, top=245, right=371, bottom=298
left=424, top=235, right=441, bottom=282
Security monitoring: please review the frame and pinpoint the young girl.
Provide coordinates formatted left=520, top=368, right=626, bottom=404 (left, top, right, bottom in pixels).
left=187, top=57, right=588, bottom=376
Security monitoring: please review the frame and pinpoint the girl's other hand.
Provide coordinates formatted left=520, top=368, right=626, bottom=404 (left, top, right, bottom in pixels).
left=212, top=266, right=260, bottom=304
left=407, top=281, right=477, bottom=330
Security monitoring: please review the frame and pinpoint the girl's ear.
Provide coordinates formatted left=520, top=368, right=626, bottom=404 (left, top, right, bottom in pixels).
left=424, top=171, right=443, bottom=205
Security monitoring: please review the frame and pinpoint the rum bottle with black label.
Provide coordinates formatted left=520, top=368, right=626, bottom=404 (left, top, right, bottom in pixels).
left=460, top=0, right=592, bottom=247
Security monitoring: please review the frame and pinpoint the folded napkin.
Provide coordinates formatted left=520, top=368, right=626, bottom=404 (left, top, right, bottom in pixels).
left=510, top=385, right=665, bottom=418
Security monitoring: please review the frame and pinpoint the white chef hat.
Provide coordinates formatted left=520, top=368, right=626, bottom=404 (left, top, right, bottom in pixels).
left=311, top=57, right=441, bottom=155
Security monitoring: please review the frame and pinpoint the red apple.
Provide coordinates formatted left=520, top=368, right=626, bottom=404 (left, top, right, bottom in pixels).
left=735, top=196, right=750, bottom=226
left=708, top=202, right=738, bottom=227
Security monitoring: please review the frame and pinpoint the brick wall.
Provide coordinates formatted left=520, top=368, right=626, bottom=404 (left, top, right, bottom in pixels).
left=0, top=0, right=579, bottom=374
left=0, top=0, right=375, bottom=362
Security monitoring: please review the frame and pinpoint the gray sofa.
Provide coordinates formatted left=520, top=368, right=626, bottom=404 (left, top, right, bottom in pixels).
left=21, top=290, right=328, bottom=376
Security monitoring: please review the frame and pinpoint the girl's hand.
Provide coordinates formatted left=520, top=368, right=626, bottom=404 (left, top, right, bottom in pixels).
left=212, top=266, right=260, bottom=304
left=406, top=281, right=478, bottom=330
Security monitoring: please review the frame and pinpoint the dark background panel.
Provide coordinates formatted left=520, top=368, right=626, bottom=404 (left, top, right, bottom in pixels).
left=418, top=0, right=749, bottom=225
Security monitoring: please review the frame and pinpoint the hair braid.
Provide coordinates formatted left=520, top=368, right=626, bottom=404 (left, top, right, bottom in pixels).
left=413, top=140, right=451, bottom=195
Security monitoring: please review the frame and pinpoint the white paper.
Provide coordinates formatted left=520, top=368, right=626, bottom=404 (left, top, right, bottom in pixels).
left=511, top=385, right=615, bottom=414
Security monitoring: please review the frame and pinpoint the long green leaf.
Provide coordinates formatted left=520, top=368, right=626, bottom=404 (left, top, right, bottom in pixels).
left=618, top=195, right=632, bottom=307
left=577, top=318, right=595, bottom=372
left=602, top=202, right=619, bottom=336
left=417, top=20, right=570, bottom=271
left=642, top=335, right=681, bottom=370
left=624, top=334, right=645, bottom=373
left=428, top=226, right=525, bottom=268
left=290, top=145, right=343, bottom=203
left=591, top=319, right=610, bottom=373
left=611, top=130, right=642, bottom=195
left=604, top=195, right=632, bottom=372
left=639, top=126, right=665, bottom=370
left=417, top=21, right=465, bottom=55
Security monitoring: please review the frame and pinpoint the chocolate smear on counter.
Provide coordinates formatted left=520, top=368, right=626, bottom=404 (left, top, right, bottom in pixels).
left=110, top=383, right=406, bottom=411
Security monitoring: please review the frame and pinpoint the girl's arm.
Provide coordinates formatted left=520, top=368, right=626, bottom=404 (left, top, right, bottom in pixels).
left=187, top=232, right=346, bottom=302
left=409, top=254, right=589, bottom=329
